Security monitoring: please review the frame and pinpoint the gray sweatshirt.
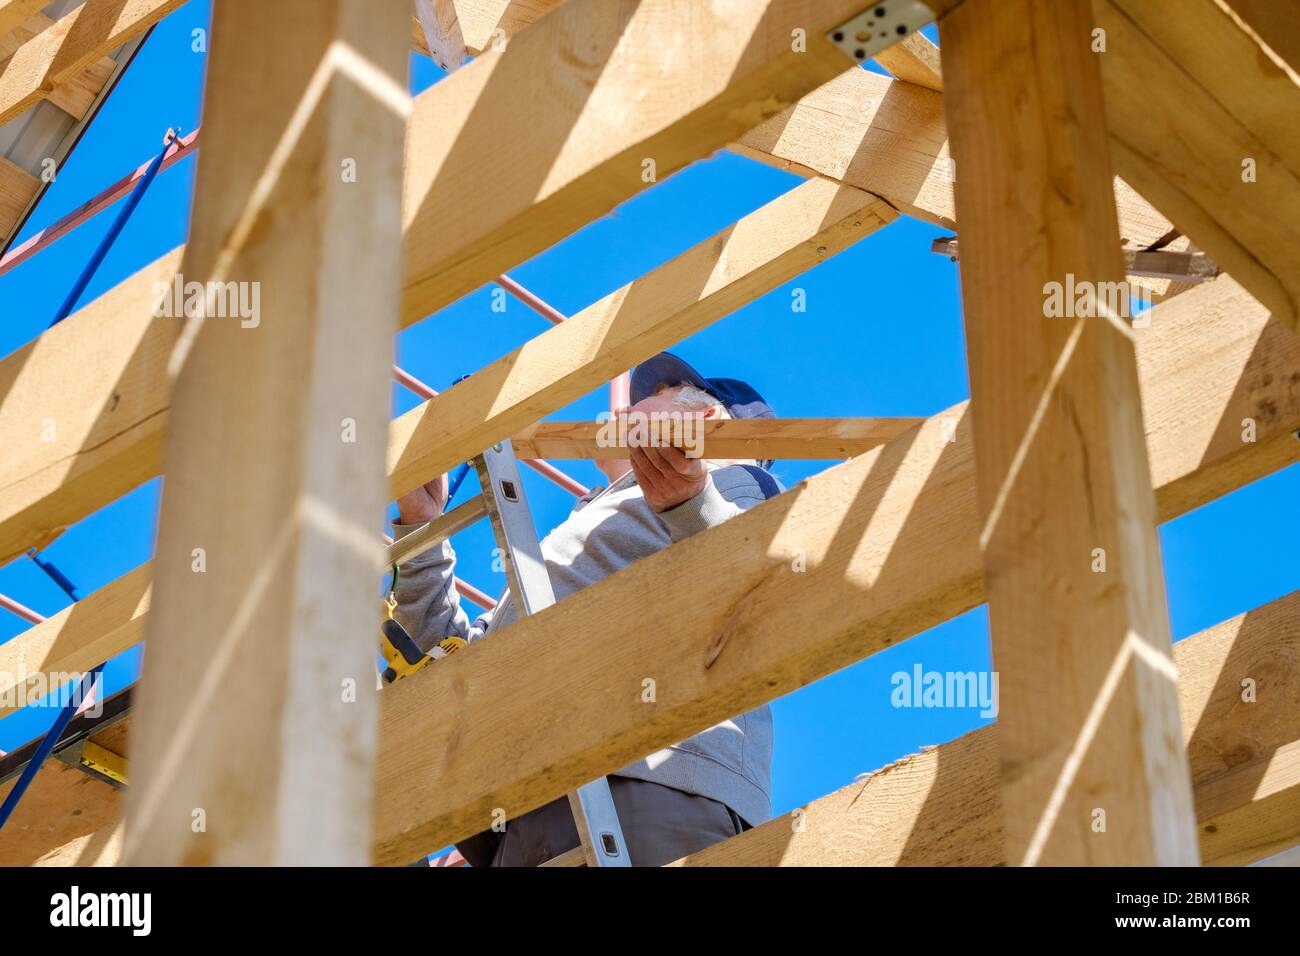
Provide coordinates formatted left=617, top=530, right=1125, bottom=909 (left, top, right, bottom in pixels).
left=391, top=463, right=780, bottom=826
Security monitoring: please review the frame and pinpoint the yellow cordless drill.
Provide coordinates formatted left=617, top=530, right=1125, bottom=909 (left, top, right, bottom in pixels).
left=381, top=594, right=468, bottom=684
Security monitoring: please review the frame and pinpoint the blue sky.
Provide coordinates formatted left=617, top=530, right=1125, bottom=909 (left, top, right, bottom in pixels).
left=2, top=2, right=1297, bottom=827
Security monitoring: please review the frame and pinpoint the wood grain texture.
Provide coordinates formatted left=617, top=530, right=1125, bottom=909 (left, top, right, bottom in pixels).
left=874, top=31, right=943, bottom=91
left=733, top=66, right=1198, bottom=299
left=1223, top=0, right=1300, bottom=72
left=672, top=591, right=1300, bottom=867
left=509, top=417, right=926, bottom=460
left=8, top=273, right=1298, bottom=866
left=398, top=0, right=946, bottom=327
left=0, top=250, right=183, bottom=564
left=388, top=180, right=894, bottom=495
left=121, top=0, right=409, bottom=866
left=0, top=0, right=183, bottom=126
left=34, top=591, right=1299, bottom=868
left=0, top=0, right=44, bottom=39
left=369, top=281, right=1298, bottom=863
left=942, top=0, right=1198, bottom=865
left=0, top=153, right=38, bottom=236
left=1095, top=0, right=1300, bottom=333
left=0, top=181, right=890, bottom=566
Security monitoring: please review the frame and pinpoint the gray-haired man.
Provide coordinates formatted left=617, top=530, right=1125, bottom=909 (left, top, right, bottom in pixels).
left=392, top=352, right=783, bottom=866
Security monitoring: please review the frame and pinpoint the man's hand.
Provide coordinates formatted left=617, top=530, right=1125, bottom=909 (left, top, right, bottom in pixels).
left=395, top=472, right=449, bottom=525
left=630, top=444, right=708, bottom=513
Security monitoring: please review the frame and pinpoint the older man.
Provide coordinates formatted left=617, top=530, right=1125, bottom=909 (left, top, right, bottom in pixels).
left=392, top=352, right=783, bottom=866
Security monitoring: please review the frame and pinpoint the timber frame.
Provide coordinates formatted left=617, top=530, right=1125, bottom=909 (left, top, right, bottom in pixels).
left=0, top=0, right=1297, bottom=867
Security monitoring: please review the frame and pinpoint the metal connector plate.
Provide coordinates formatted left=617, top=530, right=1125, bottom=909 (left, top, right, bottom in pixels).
left=827, top=1, right=935, bottom=62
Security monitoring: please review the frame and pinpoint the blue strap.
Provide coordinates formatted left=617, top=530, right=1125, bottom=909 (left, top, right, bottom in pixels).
left=49, top=129, right=180, bottom=328
left=736, top=464, right=783, bottom=500
left=0, top=665, right=104, bottom=832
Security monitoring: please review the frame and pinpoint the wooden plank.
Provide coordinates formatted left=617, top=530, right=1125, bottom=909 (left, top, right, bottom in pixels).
left=874, top=31, right=942, bottom=91
left=942, top=0, right=1198, bottom=866
left=0, top=0, right=42, bottom=39
left=0, top=153, right=38, bottom=236
left=733, top=63, right=1195, bottom=300
left=390, top=179, right=893, bottom=493
left=0, top=179, right=890, bottom=565
left=121, top=0, right=410, bottom=867
left=397, top=0, right=961, bottom=327
left=0, top=565, right=150, bottom=718
left=411, top=0, right=566, bottom=60
left=454, top=0, right=564, bottom=54
left=0, top=12, right=118, bottom=120
left=7, top=274, right=1299, bottom=865
left=371, top=278, right=1296, bottom=865
left=0, top=250, right=183, bottom=565
left=671, top=590, right=1300, bottom=867
left=1095, top=0, right=1300, bottom=334
left=413, top=0, right=468, bottom=71
left=0, top=0, right=183, bottom=127
left=509, top=417, right=925, bottom=460
left=33, top=592, right=1300, bottom=867
left=1224, top=0, right=1300, bottom=71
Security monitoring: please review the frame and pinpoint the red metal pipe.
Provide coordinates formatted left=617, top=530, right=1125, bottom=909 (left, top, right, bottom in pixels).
left=0, top=592, right=45, bottom=626
left=0, top=130, right=200, bottom=276
left=454, top=578, right=497, bottom=611
left=392, top=364, right=589, bottom=497
left=496, top=273, right=567, bottom=326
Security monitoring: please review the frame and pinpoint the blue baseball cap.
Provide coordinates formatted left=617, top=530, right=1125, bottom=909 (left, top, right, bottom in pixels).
left=630, top=352, right=775, bottom=469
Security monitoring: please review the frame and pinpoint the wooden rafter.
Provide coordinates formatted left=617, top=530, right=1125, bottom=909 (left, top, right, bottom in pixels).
left=397, top=0, right=961, bottom=327
left=0, top=179, right=891, bottom=564
left=0, top=0, right=182, bottom=127
left=120, top=0, right=410, bottom=866
left=1095, top=0, right=1300, bottom=334
left=21, top=588, right=1300, bottom=867
left=2, top=270, right=1297, bottom=864
left=670, top=589, right=1300, bottom=867
left=942, top=0, right=1198, bottom=865
left=733, top=64, right=1197, bottom=301
left=874, top=31, right=943, bottom=91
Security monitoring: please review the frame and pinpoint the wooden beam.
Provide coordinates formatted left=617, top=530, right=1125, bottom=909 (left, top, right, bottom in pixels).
left=0, top=12, right=118, bottom=120
left=397, top=0, right=961, bottom=327
left=1223, top=0, right=1300, bottom=72
left=942, top=0, right=1198, bottom=865
left=31, top=591, right=1300, bottom=867
left=732, top=61, right=1196, bottom=300
left=0, top=0, right=43, bottom=40
left=454, top=0, right=564, bottom=54
left=121, top=0, right=410, bottom=866
left=873, top=31, right=942, bottom=91
left=1095, top=0, right=1300, bottom=334
left=671, top=590, right=1300, bottom=867
left=0, top=564, right=150, bottom=718
left=413, top=0, right=468, bottom=71
left=0, top=250, right=183, bottom=565
left=509, top=418, right=926, bottom=460
left=0, top=179, right=889, bottom=565
left=410, top=1, right=566, bottom=61
left=0, top=0, right=183, bottom=127
left=0, top=153, right=39, bottom=236
left=370, top=278, right=1295, bottom=865
left=6, top=273, right=1298, bottom=865
left=388, top=179, right=892, bottom=493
